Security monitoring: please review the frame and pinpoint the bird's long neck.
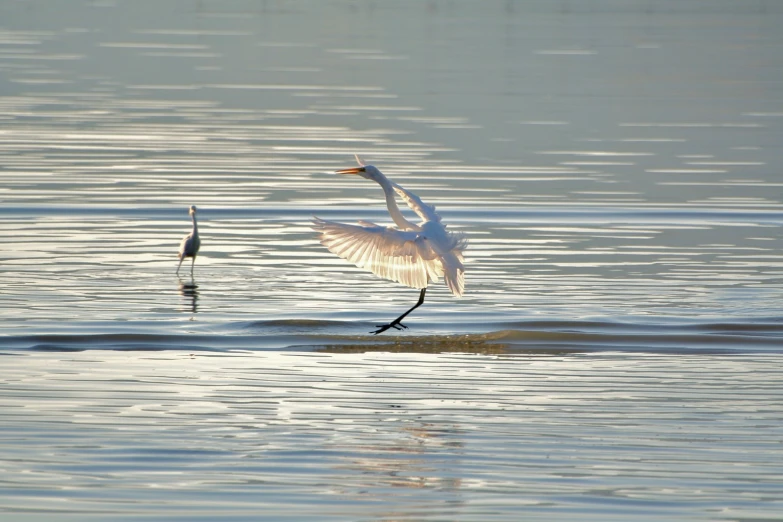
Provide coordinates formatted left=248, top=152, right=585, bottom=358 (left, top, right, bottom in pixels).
left=374, top=174, right=416, bottom=230
left=191, top=213, right=198, bottom=234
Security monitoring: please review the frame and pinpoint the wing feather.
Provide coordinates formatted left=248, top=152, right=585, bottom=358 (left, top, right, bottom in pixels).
left=391, top=183, right=441, bottom=223
left=312, top=217, right=442, bottom=289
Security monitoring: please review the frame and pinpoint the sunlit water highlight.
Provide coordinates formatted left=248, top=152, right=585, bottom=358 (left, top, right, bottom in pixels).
left=3, top=351, right=783, bottom=521
left=1, top=1, right=783, bottom=520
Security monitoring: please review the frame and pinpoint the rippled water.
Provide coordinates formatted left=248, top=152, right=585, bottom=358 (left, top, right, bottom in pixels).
left=2, top=0, right=783, bottom=520
left=4, top=350, right=782, bottom=521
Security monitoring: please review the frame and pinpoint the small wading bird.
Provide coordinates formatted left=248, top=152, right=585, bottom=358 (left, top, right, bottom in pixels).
left=312, top=156, right=467, bottom=335
left=176, top=205, right=201, bottom=276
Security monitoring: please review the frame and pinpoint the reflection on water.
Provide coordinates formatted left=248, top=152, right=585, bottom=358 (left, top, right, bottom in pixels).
left=178, top=277, right=199, bottom=314
left=331, top=420, right=465, bottom=504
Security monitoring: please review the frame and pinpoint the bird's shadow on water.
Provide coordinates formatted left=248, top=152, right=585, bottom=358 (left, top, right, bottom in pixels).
left=178, top=277, right=199, bottom=315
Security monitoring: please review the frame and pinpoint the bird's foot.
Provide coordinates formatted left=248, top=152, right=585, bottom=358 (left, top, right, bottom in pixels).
left=371, top=321, right=408, bottom=335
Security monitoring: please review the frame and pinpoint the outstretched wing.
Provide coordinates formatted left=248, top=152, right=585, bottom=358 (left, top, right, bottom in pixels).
left=312, top=217, right=443, bottom=289
left=391, top=183, right=441, bottom=223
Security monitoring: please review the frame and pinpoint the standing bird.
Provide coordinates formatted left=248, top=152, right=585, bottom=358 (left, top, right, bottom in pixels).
left=312, top=156, right=466, bottom=335
left=176, top=205, right=201, bottom=276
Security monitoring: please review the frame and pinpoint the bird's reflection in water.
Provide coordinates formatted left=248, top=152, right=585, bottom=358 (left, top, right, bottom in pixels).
left=178, top=278, right=199, bottom=315
left=328, top=421, right=466, bottom=515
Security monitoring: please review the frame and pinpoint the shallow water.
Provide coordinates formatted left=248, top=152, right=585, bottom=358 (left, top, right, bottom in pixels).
left=1, top=0, right=783, bottom=520
left=3, top=350, right=783, bottom=522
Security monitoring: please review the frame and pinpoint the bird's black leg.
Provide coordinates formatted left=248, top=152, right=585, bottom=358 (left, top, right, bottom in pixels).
left=372, top=288, right=427, bottom=335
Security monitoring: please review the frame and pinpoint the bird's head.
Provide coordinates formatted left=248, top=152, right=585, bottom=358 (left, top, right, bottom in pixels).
left=189, top=205, right=197, bottom=216
left=335, top=164, right=382, bottom=181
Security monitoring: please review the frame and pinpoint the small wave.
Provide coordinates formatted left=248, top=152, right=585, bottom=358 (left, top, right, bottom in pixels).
left=2, top=319, right=782, bottom=354
left=242, top=319, right=352, bottom=330
left=3, top=333, right=237, bottom=353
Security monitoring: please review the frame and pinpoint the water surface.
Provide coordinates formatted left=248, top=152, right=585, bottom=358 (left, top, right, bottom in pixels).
left=1, top=1, right=783, bottom=520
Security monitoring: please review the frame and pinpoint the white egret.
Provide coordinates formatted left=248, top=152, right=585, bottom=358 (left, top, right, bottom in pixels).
left=312, top=156, right=466, bottom=335
left=176, top=205, right=201, bottom=276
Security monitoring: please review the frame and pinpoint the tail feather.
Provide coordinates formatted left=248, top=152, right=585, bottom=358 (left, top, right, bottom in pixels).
left=442, top=251, right=465, bottom=297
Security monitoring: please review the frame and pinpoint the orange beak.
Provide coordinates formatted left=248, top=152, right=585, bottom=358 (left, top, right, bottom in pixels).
left=335, top=167, right=365, bottom=174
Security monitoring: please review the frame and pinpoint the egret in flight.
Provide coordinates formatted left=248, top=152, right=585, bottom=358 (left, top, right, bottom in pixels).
left=312, top=156, right=466, bottom=335
left=176, top=205, right=201, bottom=276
